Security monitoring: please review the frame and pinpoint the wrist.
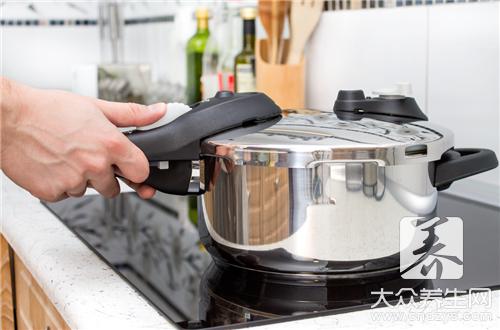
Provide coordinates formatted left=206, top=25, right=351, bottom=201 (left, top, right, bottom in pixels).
left=0, top=78, right=31, bottom=165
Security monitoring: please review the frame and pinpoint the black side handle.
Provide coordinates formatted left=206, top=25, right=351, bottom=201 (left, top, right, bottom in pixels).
left=430, top=148, right=498, bottom=191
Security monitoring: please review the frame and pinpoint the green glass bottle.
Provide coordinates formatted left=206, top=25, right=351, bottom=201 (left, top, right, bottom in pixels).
left=186, top=8, right=210, bottom=104
left=186, top=8, right=209, bottom=227
left=234, top=8, right=256, bottom=93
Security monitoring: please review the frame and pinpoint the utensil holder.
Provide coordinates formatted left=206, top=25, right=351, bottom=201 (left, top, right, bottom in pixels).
left=256, top=39, right=305, bottom=109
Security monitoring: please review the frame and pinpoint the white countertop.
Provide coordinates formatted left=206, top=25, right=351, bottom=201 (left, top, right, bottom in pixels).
left=1, top=175, right=174, bottom=330
left=1, top=174, right=499, bottom=330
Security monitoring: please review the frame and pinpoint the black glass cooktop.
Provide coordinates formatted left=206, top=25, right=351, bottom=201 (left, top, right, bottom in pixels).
left=43, top=193, right=500, bottom=329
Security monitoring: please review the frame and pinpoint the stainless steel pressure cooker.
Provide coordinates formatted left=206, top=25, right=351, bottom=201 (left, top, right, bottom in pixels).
left=127, top=90, right=498, bottom=274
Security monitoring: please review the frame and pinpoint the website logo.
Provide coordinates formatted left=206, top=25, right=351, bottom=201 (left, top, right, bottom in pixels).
left=400, top=216, right=463, bottom=279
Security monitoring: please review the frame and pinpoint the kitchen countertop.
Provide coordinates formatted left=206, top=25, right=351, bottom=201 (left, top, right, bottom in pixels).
left=1, top=174, right=499, bottom=330
left=1, top=175, right=173, bottom=330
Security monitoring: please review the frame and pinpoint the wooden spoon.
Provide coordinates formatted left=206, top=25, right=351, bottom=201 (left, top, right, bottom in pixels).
left=258, top=0, right=288, bottom=64
left=287, top=0, right=323, bottom=65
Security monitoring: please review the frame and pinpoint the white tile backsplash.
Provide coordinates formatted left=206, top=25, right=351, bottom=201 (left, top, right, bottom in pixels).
left=306, top=7, right=428, bottom=112
left=426, top=2, right=499, bottom=205
left=1, top=2, right=97, bottom=20
left=1, top=26, right=100, bottom=90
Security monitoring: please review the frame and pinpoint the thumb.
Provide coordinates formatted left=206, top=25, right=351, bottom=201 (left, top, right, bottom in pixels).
left=94, top=99, right=167, bottom=127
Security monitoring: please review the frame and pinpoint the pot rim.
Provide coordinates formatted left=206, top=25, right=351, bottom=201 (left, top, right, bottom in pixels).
left=201, top=112, right=455, bottom=168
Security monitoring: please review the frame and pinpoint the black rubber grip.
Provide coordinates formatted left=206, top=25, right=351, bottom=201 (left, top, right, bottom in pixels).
left=126, top=92, right=281, bottom=161
left=124, top=92, right=282, bottom=195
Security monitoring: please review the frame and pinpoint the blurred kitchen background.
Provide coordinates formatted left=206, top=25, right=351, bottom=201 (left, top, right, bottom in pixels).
left=1, top=0, right=498, bottom=206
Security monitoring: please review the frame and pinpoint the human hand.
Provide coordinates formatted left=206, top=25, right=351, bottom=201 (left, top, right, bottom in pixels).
left=1, top=78, right=166, bottom=201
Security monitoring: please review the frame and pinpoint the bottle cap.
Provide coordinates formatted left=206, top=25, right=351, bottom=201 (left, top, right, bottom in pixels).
left=240, top=7, right=257, bottom=20
left=195, top=7, right=210, bottom=19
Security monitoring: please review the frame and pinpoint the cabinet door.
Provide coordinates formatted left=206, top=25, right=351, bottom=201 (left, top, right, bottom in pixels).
left=1, top=235, right=15, bottom=330
left=14, top=254, right=70, bottom=330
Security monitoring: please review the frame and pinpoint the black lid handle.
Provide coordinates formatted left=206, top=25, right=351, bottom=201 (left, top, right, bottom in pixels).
left=333, top=89, right=428, bottom=123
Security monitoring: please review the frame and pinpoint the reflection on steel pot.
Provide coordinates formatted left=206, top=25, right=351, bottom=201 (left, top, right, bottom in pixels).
left=126, top=90, right=498, bottom=274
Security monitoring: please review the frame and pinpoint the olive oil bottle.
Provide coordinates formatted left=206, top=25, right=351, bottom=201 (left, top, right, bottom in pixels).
left=234, top=8, right=256, bottom=93
left=186, top=8, right=210, bottom=104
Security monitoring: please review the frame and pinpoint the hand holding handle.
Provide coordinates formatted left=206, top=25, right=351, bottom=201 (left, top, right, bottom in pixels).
left=125, top=92, right=282, bottom=195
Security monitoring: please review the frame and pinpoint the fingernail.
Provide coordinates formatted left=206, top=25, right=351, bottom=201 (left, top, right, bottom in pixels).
left=147, top=102, right=166, bottom=113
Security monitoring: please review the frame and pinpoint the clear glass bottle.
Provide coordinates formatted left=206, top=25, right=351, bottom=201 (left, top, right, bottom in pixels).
left=234, top=7, right=256, bottom=93
left=218, top=6, right=240, bottom=93
left=201, top=4, right=230, bottom=99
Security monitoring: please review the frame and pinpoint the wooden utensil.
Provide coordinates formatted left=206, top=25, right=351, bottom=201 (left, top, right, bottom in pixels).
left=258, top=0, right=288, bottom=64
left=258, top=0, right=273, bottom=63
left=276, top=0, right=290, bottom=64
left=287, top=0, right=323, bottom=65
left=270, top=1, right=280, bottom=64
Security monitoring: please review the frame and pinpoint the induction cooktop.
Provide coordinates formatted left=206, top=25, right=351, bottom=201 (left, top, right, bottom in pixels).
left=43, top=192, right=500, bottom=329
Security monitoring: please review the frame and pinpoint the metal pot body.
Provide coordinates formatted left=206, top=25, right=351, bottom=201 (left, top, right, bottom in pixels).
left=199, top=158, right=437, bottom=273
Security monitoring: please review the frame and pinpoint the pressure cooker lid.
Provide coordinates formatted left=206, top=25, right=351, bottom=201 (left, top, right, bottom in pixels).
left=201, top=110, right=454, bottom=168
